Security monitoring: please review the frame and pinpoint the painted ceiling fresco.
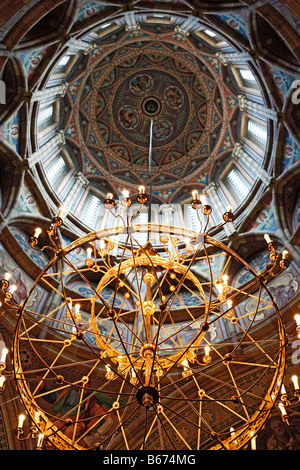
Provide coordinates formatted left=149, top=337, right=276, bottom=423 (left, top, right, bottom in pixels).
left=61, top=26, right=240, bottom=202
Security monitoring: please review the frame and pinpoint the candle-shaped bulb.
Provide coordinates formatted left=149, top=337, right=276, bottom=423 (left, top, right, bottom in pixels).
left=227, top=206, right=233, bottom=213
left=222, top=274, right=229, bottom=285
left=18, top=414, right=25, bottom=429
left=0, top=347, right=8, bottom=364
left=9, top=284, right=17, bottom=294
left=292, top=375, right=299, bottom=390
left=192, top=190, right=199, bottom=200
left=123, top=189, right=129, bottom=198
left=216, top=283, right=223, bottom=294
left=281, top=384, right=286, bottom=395
left=36, top=433, right=44, bottom=448
left=74, top=304, right=80, bottom=314
left=295, top=314, right=300, bottom=327
left=33, top=227, right=42, bottom=239
left=204, top=346, right=210, bottom=356
left=0, top=375, right=6, bottom=388
left=250, top=432, right=256, bottom=450
left=227, top=299, right=232, bottom=309
left=86, top=247, right=92, bottom=259
left=282, top=250, right=289, bottom=260
left=139, top=185, right=145, bottom=194
left=264, top=233, right=272, bottom=244
left=58, top=206, right=65, bottom=219
left=4, top=272, right=11, bottom=281
left=106, top=193, right=113, bottom=200
left=278, top=402, right=287, bottom=416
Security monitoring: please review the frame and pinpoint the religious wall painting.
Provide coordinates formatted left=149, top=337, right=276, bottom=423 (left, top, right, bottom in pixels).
left=281, top=134, right=300, bottom=172
left=118, top=105, right=139, bottom=130
left=256, top=408, right=300, bottom=450
left=246, top=195, right=277, bottom=232
left=129, top=74, right=153, bottom=94
left=152, top=119, right=173, bottom=141
left=164, top=85, right=184, bottom=109
left=15, top=183, right=39, bottom=215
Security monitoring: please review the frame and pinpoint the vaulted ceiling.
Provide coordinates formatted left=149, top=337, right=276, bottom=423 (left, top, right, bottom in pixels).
left=0, top=0, right=300, bottom=451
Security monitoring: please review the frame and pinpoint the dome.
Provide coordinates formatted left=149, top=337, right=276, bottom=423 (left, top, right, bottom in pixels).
left=57, top=29, right=244, bottom=204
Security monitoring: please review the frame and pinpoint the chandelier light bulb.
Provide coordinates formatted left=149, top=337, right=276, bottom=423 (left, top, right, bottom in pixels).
left=4, top=272, right=11, bottom=281
left=123, top=189, right=130, bottom=199
left=139, top=186, right=145, bottom=194
left=106, top=193, right=113, bottom=200
left=282, top=250, right=289, bottom=260
left=227, top=299, right=232, bottom=308
left=33, top=227, right=42, bottom=239
left=36, top=433, right=44, bottom=449
left=9, top=284, right=17, bottom=294
left=192, top=190, right=199, bottom=200
left=278, top=402, right=287, bottom=417
left=222, top=274, right=229, bottom=285
left=74, top=304, right=80, bottom=314
left=204, top=346, right=210, bottom=356
left=281, top=384, right=287, bottom=395
left=250, top=431, right=256, bottom=450
left=18, top=414, right=25, bottom=429
left=86, top=247, right=92, bottom=259
left=294, top=314, right=300, bottom=326
left=57, top=206, right=65, bottom=219
left=292, top=375, right=299, bottom=391
left=230, top=427, right=235, bottom=437
left=0, top=347, right=8, bottom=365
left=264, top=233, right=272, bottom=244
left=227, top=206, right=233, bottom=213
left=0, top=375, right=6, bottom=390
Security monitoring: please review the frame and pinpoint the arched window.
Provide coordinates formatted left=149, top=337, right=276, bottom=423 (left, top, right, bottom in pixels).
left=46, top=154, right=66, bottom=186
left=81, top=193, right=102, bottom=229
left=247, top=119, right=267, bottom=144
left=37, top=104, right=54, bottom=127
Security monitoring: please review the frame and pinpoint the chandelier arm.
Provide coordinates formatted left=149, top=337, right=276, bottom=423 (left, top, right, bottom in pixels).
left=153, top=404, right=177, bottom=450
left=161, top=400, right=228, bottom=450
left=62, top=254, right=112, bottom=312
left=162, top=233, right=205, bottom=313
left=103, top=403, right=141, bottom=450
left=111, top=233, right=130, bottom=311
left=111, top=315, right=143, bottom=389
left=128, top=232, right=164, bottom=300
left=139, top=406, right=148, bottom=450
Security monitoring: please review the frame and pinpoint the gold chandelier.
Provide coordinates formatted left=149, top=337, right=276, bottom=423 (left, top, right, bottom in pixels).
left=1, top=186, right=299, bottom=451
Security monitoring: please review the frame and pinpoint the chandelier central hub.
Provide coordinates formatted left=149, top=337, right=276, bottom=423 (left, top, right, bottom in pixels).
left=136, top=386, right=160, bottom=409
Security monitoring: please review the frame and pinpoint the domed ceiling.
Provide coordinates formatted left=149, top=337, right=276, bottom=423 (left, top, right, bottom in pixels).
left=60, top=26, right=241, bottom=202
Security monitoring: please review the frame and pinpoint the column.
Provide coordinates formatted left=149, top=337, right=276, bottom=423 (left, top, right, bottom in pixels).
left=62, top=172, right=89, bottom=217
left=29, top=82, right=68, bottom=103
left=26, top=130, right=65, bottom=169
left=175, top=15, right=199, bottom=35
left=238, top=95, right=282, bottom=122
left=66, top=37, right=95, bottom=54
left=217, top=51, right=254, bottom=66
left=124, top=11, right=139, bottom=31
